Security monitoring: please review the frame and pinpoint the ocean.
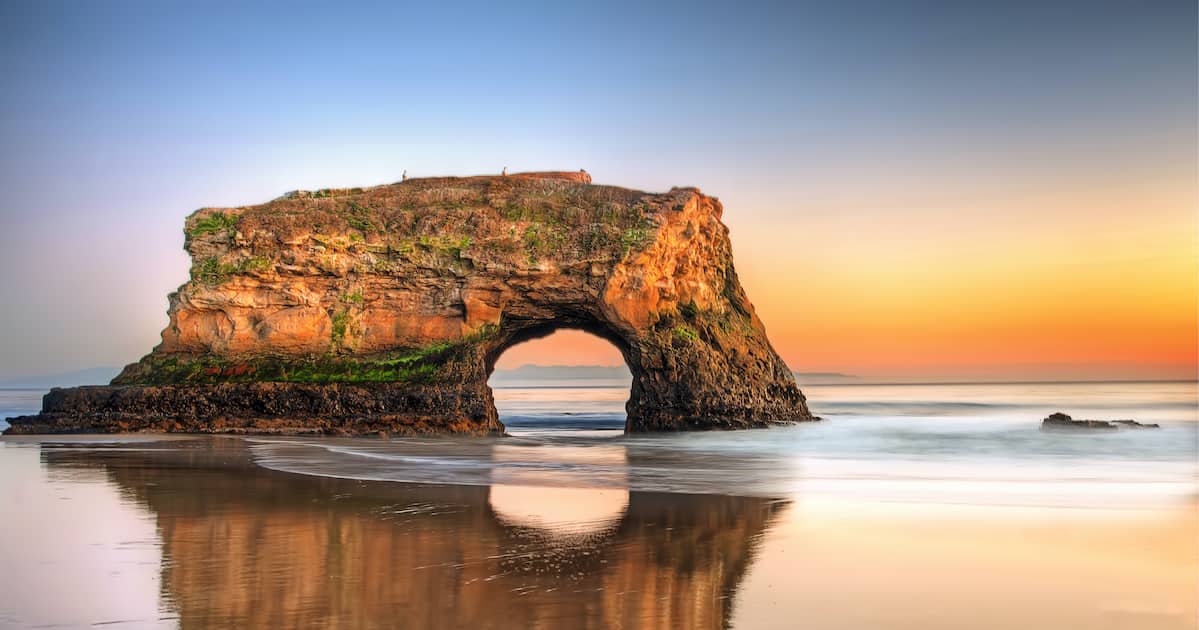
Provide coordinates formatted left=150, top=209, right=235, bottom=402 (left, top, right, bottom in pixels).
left=0, top=379, right=1195, bottom=628
left=244, top=379, right=1198, bottom=508
left=3, top=380, right=1196, bottom=507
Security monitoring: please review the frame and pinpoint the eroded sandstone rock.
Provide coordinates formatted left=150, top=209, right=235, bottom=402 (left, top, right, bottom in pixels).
left=5, top=171, right=813, bottom=435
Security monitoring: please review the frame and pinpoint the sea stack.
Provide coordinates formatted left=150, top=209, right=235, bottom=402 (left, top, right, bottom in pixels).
left=5, top=172, right=813, bottom=435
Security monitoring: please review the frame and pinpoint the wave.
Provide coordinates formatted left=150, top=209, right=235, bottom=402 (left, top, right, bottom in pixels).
left=812, top=401, right=1002, bottom=416
left=810, top=400, right=1198, bottom=417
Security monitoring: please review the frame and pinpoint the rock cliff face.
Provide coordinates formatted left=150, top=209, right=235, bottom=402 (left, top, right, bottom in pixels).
left=5, top=171, right=812, bottom=435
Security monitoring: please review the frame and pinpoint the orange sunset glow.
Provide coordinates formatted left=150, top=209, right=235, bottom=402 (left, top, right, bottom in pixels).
left=499, top=163, right=1198, bottom=381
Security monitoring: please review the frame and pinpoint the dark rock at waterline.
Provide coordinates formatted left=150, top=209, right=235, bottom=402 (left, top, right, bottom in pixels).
left=1040, top=412, right=1159, bottom=431
left=2, top=382, right=502, bottom=436
left=1042, top=412, right=1116, bottom=430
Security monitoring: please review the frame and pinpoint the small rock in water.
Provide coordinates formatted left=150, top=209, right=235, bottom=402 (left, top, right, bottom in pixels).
left=1110, top=419, right=1161, bottom=428
left=1040, top=412, right=1159, bottom=430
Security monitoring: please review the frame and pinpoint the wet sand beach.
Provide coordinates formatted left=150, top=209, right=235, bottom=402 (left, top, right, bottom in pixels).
left=0, top=433, right=1193, bottom=630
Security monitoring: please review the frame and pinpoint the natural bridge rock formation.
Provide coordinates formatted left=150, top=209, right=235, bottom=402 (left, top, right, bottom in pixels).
left=6, top=171, right=812, bottom=435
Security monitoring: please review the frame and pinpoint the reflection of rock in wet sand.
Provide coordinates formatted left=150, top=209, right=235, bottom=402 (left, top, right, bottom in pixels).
left=41, top=438, right=786, bottom=630
left=488, top=484, right=631, bottom=535
left=488, top=443, right=631, bottom=537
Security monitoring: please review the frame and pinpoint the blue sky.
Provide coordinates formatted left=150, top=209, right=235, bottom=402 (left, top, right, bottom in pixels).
left=0, top=0, right=1195, bottom=379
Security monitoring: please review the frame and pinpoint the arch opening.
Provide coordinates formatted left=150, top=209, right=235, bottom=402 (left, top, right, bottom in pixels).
left=487, top=326, right=634, bottom=435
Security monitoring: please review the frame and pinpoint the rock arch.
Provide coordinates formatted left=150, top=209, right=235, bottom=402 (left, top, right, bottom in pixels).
left=5, top=172, right=813, bottom=435
left=485, top=323, right=633, bottom=429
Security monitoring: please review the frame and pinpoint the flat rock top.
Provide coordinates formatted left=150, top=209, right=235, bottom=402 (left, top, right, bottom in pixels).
left=282, top=171, right=596, bottom=200
left=183, top=169, right=711, bottom=275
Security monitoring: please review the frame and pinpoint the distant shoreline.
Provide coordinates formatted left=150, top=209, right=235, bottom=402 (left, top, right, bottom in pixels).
left=2, top=369, right=1193, bottom=391
left=487, top=378, right=1196, bottom=389
left=798, top=378, right=1198, bottom=387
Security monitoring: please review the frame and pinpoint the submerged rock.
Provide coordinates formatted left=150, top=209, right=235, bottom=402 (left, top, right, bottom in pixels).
left=5, top=171, right=813, bottom=436
left=1040, top=412, right=1159, bottom=430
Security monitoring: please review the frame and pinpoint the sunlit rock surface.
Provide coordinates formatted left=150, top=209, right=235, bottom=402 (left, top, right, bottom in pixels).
left=6, top=171, right=811, bottom=435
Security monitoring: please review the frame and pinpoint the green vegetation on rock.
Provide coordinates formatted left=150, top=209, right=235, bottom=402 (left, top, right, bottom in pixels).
left=345, top=201, right=378, bottom=233
left=330, top=310, right=350, bottom=345
left=188, top=212, right=239, bottom=239
left=114, top=324, right=501, bottom=386
left=118, top=343, right=457, bottom=385
left=192, top=256, right=271, bottom=285
left=673, top=325, right=699, bottom=343
left=620, top=220, right=653, bottom=257
left=418, top=234, right=471, bottom=259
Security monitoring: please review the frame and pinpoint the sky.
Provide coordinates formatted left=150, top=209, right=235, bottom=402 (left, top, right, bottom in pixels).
left=0, top=0, right=1195, bottom=381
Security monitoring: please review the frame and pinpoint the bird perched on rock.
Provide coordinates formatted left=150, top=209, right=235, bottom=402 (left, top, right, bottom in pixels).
left=502, top=166, right=507, bottom=176
left=401, top=170, right=407, bottom=181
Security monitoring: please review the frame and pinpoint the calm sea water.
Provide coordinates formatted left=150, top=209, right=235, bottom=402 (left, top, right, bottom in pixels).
left=238, top=379, right=1198, bottom=508
left=1, top=380, right=1196, bottom=628
left=3, top=380, right=1197, bottom=506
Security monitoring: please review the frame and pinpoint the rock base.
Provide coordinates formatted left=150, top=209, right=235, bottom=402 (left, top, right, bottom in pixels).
left=3, top=383, right=502, bottom=436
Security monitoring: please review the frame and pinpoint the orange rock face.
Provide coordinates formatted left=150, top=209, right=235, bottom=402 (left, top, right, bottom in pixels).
left=6, top=171, right=813, bottom=435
